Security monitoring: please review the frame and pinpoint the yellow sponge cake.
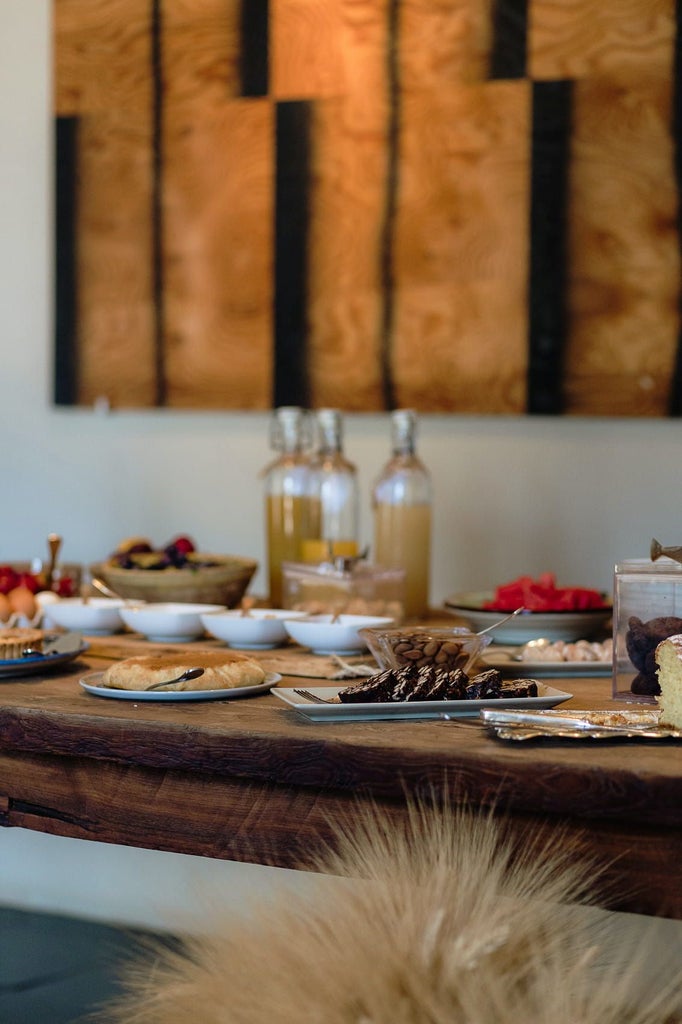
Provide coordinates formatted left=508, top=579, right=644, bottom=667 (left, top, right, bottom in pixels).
left=654, top=634, right=682, bottom=728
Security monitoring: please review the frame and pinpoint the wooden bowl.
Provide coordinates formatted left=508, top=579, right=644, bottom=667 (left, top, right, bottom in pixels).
left=90, top=555, right=258, bottom=607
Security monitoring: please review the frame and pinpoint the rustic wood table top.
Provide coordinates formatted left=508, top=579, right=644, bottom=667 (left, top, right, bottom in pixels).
left=0, top=633, right=680, bottom=919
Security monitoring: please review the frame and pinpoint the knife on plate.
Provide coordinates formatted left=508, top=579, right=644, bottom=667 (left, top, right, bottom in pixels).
left=23, top=632, right=84, bottom=657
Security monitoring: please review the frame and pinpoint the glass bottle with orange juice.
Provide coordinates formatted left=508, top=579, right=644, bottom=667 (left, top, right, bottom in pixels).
left=372, top=409, right=432, bottom=619
left=263, top=407, right=320, bottom=606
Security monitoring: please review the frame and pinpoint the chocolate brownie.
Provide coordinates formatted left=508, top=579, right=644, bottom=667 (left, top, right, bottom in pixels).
left=338, top=669, right=396, bottom=703
left=500, top=679, right=538, bottom=698
left=464, top=668, right=502, bottom=700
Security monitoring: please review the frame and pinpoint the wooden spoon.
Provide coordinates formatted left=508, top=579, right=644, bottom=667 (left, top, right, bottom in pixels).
left=45, top=533, right=62, bottom=589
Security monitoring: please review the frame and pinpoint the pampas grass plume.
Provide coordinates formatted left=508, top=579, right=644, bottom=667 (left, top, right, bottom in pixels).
left=96, top=802, right=682, bottom=1024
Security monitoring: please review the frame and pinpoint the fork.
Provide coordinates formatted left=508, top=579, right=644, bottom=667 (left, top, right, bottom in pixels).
left=293, top=688, right=336, bottom=704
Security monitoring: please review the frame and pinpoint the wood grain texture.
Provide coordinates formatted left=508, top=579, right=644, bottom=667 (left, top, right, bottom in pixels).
left=0, top=749, right=680, bottom=917
left=53, top=0, right=682, bottom=414
left=271, top=0, right=346, bottom=99
left=54, top=0, right=152, bottom=115
left=530, top=0, right=674, bottom=81
left=162, top=99, right=274, bottom=408
left=565, top=75, right=680, bottom=415
left=391, top=81, right=530, bottom=412
left=76, top=110, right=158, bottom=407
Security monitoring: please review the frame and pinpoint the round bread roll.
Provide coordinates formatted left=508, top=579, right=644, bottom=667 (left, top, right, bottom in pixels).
left=102, top=651, right=266, bottom=691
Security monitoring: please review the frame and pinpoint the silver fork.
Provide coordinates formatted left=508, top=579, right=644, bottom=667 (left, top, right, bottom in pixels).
left=293, top=688, right=336, bottom=704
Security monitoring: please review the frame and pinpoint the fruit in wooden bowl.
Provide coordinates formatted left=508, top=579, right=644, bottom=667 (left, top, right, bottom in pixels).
left=92, top=536, right=257, bottom=607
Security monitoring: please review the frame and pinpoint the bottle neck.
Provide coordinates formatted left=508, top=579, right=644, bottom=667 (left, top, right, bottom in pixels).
left=390, top=409, right=417, bottom=457
left=316, top=409, right=343, bottom=456
left=270, top=406, right=310, bottom=456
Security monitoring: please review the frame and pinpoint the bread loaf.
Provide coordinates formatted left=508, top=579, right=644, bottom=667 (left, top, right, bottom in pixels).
left=102, top=651, right=266, bottom=691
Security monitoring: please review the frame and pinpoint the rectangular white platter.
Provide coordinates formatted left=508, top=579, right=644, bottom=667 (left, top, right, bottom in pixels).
left=270, top=683, right=572, bottom=723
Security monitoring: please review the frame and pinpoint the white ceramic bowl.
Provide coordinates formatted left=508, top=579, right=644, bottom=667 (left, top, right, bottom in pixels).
left=444, top=591, right=612, bottom=645
left=200, top=608, right=308, bottom=649
left=120, top=602, right=225, bottom=642
left=46, top=597, right=128, bottom=636
left=283, top=614, right=395, bottom=655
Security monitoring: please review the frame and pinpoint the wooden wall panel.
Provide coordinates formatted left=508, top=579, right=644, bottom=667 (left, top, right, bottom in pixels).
left=305, top=0, right=391, bottom=408
left=76, top=111, right=158, bottom=407
left=391, top=81, right=530, bottom=413
left=272, top=0, right=346, bottom=98
left=53, top=0, right=682, bottom=415
left=163, top=101, right=274, bottom=407
left=565, top=75, right=680, bottom=415
left=54, top=0, right=151, bottom=114
left=530, top=0, right=673, bottom=81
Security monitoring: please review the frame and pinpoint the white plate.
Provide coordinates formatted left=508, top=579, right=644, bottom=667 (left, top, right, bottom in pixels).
left=270, top=682, right=571, bottom=722
left=481, top=649, right=612, bottom=678
left=444, top=591, right=611, bottom=645
left=80, top=670, right=281, bottom=701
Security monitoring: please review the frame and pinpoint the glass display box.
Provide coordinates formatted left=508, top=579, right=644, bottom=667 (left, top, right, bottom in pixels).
left=613, top=557, right=682, bottom=702
left=282, top=559, right=405, bottom=622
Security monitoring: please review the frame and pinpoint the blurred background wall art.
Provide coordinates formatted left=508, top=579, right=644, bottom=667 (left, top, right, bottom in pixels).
left=54, top=0, right=681, bottom=415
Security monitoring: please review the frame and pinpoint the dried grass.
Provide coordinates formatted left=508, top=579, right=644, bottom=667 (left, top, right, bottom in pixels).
left=95, top=802, right=682, bottom=1024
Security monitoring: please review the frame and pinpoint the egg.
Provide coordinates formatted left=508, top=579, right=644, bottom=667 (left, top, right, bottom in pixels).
left=8, top=586, right=38, bottom=620
left=0, top=593, right=11, bottom=622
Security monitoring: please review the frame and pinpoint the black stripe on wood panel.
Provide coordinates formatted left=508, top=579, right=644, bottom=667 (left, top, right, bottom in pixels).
left=378, top=0, right=401, bottom=411
left=667, top=0, right=682, bottom=415
left=489, top=0, right=528, bottom=80
left=239, top=0, right=269, bottom=97
left=273, top=101, right=312, bottom=407
left=526, top=80, right=572, bottom=415
left=54, top=116, right=79, bottom=406
left=151, top=0, right=166, bottom=406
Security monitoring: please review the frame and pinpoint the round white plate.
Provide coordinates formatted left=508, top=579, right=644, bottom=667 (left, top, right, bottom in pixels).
left=80, top=670, right=281, bottom=701
left=444, top=591, right=611, bottom=645
left=0, top=639, right=89, bottom=678
left=481, top=650, right=612, bottom=678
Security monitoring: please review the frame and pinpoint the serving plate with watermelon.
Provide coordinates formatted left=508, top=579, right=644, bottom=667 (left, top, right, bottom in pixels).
left=444, top=574, right=612, bottom=645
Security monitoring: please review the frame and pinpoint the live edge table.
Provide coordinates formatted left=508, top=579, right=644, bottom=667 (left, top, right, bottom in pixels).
left=0, top=639, right=680, bottom=921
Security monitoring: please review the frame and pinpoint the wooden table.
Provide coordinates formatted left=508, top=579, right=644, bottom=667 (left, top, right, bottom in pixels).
left=0, top=637, right=680, bottom=920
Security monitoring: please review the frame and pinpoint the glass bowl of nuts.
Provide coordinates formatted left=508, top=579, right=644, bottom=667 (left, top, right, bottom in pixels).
left=359, top=625, right=491, bottom=675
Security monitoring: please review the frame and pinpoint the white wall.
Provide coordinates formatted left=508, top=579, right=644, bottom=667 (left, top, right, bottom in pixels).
left=1, top=0, right=681, bottom=929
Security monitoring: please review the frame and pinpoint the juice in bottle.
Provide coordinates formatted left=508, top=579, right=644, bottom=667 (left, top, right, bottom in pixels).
left=263, top=408, right=320, bottom=606
left=372, top=410, right=432, bottom=618
left=373, top=502, right=430, bottom=619
left=309, top=409, right=359, bottom=558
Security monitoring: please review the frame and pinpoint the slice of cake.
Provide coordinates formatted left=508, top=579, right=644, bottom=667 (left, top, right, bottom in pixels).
left=0, top=627, right=44, bottom=660
left=654, top=634, right=682, bottom=727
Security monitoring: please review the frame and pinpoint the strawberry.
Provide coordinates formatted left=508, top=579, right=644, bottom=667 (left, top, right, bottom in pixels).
left=17, top=571, right=41, bottom=594
left=52, top=576, right=76, bottom=597
left=0, top=566, right=19, bottom=595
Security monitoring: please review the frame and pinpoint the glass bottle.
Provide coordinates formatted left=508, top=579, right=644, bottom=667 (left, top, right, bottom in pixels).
left=306, top=409, right=359, bottom=561
left=372, top=409, right=432, bottom=619
left=263, top=407, right=320, bottom=606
